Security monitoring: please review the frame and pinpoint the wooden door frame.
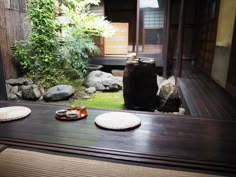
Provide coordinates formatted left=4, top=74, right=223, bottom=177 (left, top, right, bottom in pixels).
left=0, top=48, right=7, bottom=100
left=226, top=12, right=236, bottom=97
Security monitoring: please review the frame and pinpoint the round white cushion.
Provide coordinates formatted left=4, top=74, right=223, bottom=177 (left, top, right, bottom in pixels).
left=95, top=112, right=141, bottom=130
left=0, top=106, right=31, bottom=122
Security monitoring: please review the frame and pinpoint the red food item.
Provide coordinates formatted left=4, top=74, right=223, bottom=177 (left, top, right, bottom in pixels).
left=70, top=105, right=77, bottom=110
left=80, top=106, right=87, bottom=116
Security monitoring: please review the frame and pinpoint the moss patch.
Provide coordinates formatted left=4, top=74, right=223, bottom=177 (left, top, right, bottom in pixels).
left=72, top=91, right=124, bottom=110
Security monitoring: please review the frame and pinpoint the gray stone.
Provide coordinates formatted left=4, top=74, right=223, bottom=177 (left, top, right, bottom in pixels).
left=84, top=71, right=123, bottom=92
left=95, top=82, right=106, bottom=91
left=112, top=69, right=124, bottom=77
left=178, top=107, right=185, bottom=115
left=90, top=70, right=103, bottom=77
left=85, top=87, right=96, bottom=94
left=6, top=78, right=21, bottom=85
left=33, top=87, right=42, bottom=99
left=22, top=85, right=41, bottom=101
left=8, top=93, right=18, bottom=100
left=23, top=79, right=33, bottom=85
left=157, top=76, right=175, bottom=95
left=156, top=75, right=165, bottom=88
left=21, top=85, right=31, bottom=90
left=32, top=84, right=38, bottom=89
left=11, top=86, right=19, bottom=94
left=158, top=82, right=181, bottom=112
left=6, top=84, right=12, bottom=95
left=44, top=85, right=75, bottom=101
left=6, top=77, right=33, bottom=86
left=16, top=91, right=22, bottom=98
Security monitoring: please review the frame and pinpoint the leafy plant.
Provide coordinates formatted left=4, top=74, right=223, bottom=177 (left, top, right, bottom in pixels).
left=60, top=28, right=100, bottom=79
left=59, top=0, right=115, bottom=79
left=65, top=0, right=115, bottom=38
left=13, top=0, right=67, bottom=88
left=13, top=0, right=115, bottom=87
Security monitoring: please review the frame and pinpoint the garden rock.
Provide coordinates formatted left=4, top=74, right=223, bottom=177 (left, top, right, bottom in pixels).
left=178, top=107, right=185, bottom=115
left=156, top=75, right=165, bottom=89
left=6, top=77, right=41, bottom=101
left=85, top=87, right=96, bottom=94
left=16, top=91, right=22, bottom=98
left=157, top=76, right=181, bottom=112
left=157, top=76, right=175, bottom=95
left=84, top=71, right=122, bottom=91
left=6, top=84, right=12, bottom=95
left=44, top=85, right=75, bottom=101
left=11, top=86, right=19, bottom=94
left=8, top=93, right=18, bottom=100
left=6, top=77, right=33, bottom=86
left=22, top=85, right=41, bottom=101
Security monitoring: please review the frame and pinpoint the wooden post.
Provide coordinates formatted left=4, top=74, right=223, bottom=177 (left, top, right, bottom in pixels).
left=176, top=0, right=185, bottom=77
left=163, top=0, right=171, bottom=78
left=135, top=0, right=140, bottom=55
left=0, top=48, right=7, bottom=100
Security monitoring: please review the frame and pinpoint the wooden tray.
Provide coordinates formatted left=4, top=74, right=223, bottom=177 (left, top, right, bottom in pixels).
left=55, top=109, right=87, bottom=121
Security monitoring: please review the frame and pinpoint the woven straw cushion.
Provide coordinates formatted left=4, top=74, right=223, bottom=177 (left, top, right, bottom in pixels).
left=0, top=106, right=31, bottom=122
left=95, top=112, right=141, bottom=130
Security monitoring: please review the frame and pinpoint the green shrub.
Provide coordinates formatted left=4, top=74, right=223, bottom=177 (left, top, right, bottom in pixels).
left=59, top=0, right=115, bottom=79
left=13, top=0, right=114, bottom=87
left=13, top=0, right=67, bottom=88
left=60, top=29, right=99, bottom=79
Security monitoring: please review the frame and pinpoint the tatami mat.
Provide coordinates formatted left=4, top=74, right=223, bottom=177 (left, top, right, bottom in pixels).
left=0, top=148, right=224, bottom=177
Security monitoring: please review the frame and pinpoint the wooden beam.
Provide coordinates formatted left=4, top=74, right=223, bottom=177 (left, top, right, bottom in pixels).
left=226, top=12, right=236, bottom=98
left=135, top=0, right=140, bottom=55
left=163, top=0, right=171, bottom=78
left=175, top=0, right=185, bottom=77
left=0, top=48, right=7, bottom=100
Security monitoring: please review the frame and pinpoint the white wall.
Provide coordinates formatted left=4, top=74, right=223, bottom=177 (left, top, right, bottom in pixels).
left=211, top=0, right=236, bottom=87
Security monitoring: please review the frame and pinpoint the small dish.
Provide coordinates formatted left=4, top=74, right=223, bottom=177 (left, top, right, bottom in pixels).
left=66, top=110, right=78, bottom=118
left=55, top=107, right=88, bottom=121
left=55, top=109, right=67, bottom=117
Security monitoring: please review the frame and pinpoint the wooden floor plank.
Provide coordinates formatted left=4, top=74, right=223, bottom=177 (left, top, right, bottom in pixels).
left=0, top=101, right=235, bottom=174
left=177, top=62, right=236, bottom=120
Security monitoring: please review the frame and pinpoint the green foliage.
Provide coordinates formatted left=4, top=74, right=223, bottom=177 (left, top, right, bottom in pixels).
left=13, top=0, right=115, bottom=88
left=65, top=0, right=115, bottom=38
left=59, top=0, right=115, bottom=79
left=13, top=0, right=67, bottom=88
left=60, top=29, right=99, bottom=79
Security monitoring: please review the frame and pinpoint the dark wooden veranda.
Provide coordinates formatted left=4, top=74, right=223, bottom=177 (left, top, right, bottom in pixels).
left=177, top=61, right=236, bottom=120
left=0, top=101, right=235, bottom=176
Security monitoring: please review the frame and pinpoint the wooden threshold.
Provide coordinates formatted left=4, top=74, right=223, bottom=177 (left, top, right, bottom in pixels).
left=0, top=101, right=235, bottom=174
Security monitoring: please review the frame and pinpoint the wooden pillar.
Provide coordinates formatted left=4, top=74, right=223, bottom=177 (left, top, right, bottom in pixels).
left=175, top=0, right=185, bottom=77
left=0, top=49, right=7, bottom=100
left=135, top=0, right=140, bottom=55
left=163, top=0, right=171, bottom=78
